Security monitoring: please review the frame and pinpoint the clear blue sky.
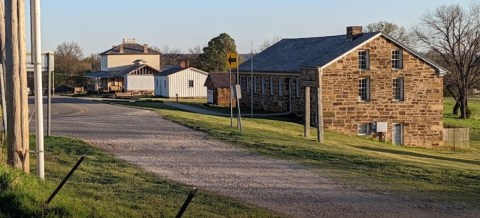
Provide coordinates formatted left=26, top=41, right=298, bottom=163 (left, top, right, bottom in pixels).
left=35, top=0, right=470, bottom=55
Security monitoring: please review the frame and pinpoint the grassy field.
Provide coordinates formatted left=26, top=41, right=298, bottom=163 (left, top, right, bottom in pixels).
left=114, top=100, right=480, bottom=207
left=0, top=136, right=278, bottom=217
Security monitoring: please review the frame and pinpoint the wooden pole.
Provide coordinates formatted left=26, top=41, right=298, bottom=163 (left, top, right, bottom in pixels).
left=317, top=79, right=324, bottom=143
left=0, top=1, right=7, bottom=139
left=6, top=0, right=29, bottom=171
left=304, top=86, right=310, bottom=137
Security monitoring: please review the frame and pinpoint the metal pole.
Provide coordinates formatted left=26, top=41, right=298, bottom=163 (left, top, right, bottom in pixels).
left=236, top=59, right=242, bottom=133
left=175, top=187, right=198, bottom=218
left=250, top=41, right=253, bottom=118
left=304, top=86, right=310, bottom=137
left=229, top=68, right=233, bottom=127
left=47, top=69, right=51, bottom=137
left=32, top=0, right=44, bottom=180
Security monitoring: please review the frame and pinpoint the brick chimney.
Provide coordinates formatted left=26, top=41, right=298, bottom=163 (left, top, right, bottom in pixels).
left=346, top=26, right=363, bottom=41
left=143, top=44, right=148, bottom=53
left=119, top=43, right=124, bottom=53
left=179, top=60, right=189, bottom=68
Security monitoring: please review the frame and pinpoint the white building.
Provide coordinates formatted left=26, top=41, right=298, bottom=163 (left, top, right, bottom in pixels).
left=154, top=67, right=209, bottom=98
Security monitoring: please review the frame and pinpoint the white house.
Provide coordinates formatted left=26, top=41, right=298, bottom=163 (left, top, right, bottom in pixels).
left=85, top=38, right=160, bottom=94
left=154, top=67, right=209, bottom=98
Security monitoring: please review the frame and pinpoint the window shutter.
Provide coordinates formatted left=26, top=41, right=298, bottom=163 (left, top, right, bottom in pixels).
left=399, top=77, right=404, bottom=100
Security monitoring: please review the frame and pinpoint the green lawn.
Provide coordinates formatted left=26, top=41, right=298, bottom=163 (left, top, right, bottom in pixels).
left=0, top=136, right=278, bottom=217
left=114, top=100, right=480, bottom=207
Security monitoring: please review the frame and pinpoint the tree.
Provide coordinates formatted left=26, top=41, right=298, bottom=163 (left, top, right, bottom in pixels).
left=257, top=36, right=281, bottom=53
left=54, top=41, right=91, bottom=87
left=365, top=21, right=410, bottom=44
left=157, top=45, right=183, bottom=66
left=4, top=0, right=29, bottom=171
left=197, top=33, right=237, bottom=72
left=413, top=3, right=480, bottom=119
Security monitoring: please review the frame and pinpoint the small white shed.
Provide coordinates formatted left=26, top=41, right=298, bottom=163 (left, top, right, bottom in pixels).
left=154, top=67, right=209, bottom=98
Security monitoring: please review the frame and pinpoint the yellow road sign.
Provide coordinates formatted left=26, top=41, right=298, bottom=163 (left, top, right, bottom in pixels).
left=226, top=52, right=238, bottom=68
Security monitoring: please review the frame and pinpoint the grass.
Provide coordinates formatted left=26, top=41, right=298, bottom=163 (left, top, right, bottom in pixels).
left=0, top=135, right=278, bottom=217
left=114, top=100, right=480, bottom=207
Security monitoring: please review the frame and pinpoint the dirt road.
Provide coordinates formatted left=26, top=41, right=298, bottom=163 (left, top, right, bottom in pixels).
left=31, top=96, right=479, bottom=217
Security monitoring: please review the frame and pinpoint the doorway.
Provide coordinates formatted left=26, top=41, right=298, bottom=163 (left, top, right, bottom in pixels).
left=392, top=123, right=403, bottom=145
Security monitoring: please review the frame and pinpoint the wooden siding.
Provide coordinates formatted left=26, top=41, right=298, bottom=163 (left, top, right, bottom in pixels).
left=155, top=68, right=208, bottom=98
left=125, top=75, right=154, bottom=91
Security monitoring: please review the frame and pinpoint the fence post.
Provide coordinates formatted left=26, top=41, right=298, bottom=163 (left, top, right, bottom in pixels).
left=175, top=187, right=198, bottom=218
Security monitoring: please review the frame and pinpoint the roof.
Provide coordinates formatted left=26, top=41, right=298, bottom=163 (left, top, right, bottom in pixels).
left=204, top=72, right=236, bottom=88
left=238, top=32, right=448, bottom=76
left=99, top=42, right=160, bottom=55
left=156, top=67, right=208, bottom=77
left=84, top=64, right=159, bottom=78
left=239, top=32, right=379, bottom=73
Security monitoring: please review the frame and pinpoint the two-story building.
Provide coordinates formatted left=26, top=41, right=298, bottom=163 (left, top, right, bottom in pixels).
left=238, top=26, right=447, bottom=147
left=85, top=38, right=160, bottom=94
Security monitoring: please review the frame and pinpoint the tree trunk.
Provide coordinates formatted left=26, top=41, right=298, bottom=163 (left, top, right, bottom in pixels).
left=5, top=0, right=28, bottom=172
left=453, top=98, right=461, bottom=115
left=460, top=89, right=468, bottom=119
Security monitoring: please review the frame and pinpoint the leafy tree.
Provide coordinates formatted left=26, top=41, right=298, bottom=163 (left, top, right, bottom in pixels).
left=413, top=3, right=480, bottom=119
left=198, top=33, right=237, bottom=72
left=365, top=21, right=410, bottom=44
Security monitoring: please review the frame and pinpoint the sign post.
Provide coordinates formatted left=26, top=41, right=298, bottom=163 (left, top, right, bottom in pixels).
left=226, top=52, right=242, bottom=132
left=227, top=52, right=238, bottom=128
left=301, top=68, right=323, bottom=142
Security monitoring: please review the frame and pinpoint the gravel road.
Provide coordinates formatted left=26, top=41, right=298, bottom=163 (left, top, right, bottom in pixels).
left=31, top=96, right=479, bottom=217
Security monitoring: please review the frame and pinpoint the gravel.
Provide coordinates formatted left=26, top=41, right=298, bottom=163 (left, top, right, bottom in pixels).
left=34, top=96, right=480, bottom=218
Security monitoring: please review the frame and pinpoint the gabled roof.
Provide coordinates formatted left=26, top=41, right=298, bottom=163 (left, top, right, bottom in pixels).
left=84, top=64, right=159, bottom=78
left=239, top=32, right=379, bottom=73
left=99, top=42, right=160, bottom=55
left=204, top=72, right=236, bottom=88
left=156, top=67, right=208, bottom=77
left=239, top=32, right=448, bottom=76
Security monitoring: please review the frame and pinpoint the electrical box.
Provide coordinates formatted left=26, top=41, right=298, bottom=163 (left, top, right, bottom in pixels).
left=376, top=122, right=388, bottom=133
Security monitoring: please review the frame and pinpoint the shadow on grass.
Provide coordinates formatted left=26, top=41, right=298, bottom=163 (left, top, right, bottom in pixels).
left=353, top=146, right=480, bottom=165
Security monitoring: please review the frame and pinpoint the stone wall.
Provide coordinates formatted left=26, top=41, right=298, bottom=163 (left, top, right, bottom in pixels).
left=215, top=87, right=236, bottom=107
left=240, top=35, right=444, bottom=147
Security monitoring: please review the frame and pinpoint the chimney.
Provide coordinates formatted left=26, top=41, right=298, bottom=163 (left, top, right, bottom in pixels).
left=346, top=26, right=363, bottom=41
left=119, top=43, right=124, bottom=53
left=179, top=60, right=189, bottom=68
left=144, top=44, right=148, bottom=53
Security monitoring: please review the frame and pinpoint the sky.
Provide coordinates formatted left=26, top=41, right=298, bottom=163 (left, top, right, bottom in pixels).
left=31, top=0, right=472, bottom=56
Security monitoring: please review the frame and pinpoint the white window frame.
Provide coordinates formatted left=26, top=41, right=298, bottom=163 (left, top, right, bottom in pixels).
left=279, top=78, right=284, bottom=96
left=254, top=76, right=258, bottom=93
left=392, top=123, right=404, bottom=145
left=392, top=49, right=403, bottom=69
left=261, top=76, right=265, bottom=94
left=270, top=77, right=274, bottom=96
left=358, top=123, right=371, bottom=135
left=358, top=50, right=369, bottom=70
left=358, top=77, right=370, bottom=102
left=188, top=80, right=194, bottom=88
left=296, top=78, right=300, bottom=97
left=393, top=77, right=404, bottom=101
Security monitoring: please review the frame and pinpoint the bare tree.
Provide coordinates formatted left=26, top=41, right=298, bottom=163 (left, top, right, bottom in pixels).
left=257, top=36, right=281, bottom=52
left=158, top=45, right=183, bottom=66
left=5, top=0, right=29, bottom=171
left=413, top=3, right=480, bottom=119
left=365, top=21, right=410, bottom=44
left=55, top=41, right=88, bottom=87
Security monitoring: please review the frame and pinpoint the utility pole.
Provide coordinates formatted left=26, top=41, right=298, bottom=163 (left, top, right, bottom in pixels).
left=5, top=0, right=29, bottom=172
left=0, top=1, right=7, bottom=139
left=250, top=41, right=253, bottom=118
left=31, top=0, right=44, bottom=179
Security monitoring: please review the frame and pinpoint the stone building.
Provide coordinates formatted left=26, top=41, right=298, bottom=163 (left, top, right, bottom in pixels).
left=238, top=26, right=447, bottom=147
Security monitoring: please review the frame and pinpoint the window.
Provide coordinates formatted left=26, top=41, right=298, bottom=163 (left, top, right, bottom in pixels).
left=358, top=50, right=369, bottom=70
left=279, top=78, right=284, bottom=96
left=246, top=76, right=251, bottom=93
left=296, top=78, right=300, bottom=97
left=393, top=77, right=404, bottom=101
left=188, top=80, right=194, bottom=87
left=254, top=76, right=258, bottom=93
left=358, top=123, right=371, bottom=135
left=156, top=79, right=159, bottom=88
left=164, top=80, right=166, bottom=87
left=358, top=77, right=370, bottom=101
left=261, top=77, right=265, bottom=94
left=392, top=49, right=403, bottom=69
left=270, top=77, right=274, bottom=96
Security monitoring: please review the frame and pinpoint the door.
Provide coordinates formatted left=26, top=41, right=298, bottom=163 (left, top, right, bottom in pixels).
left=392, top=123, right=403, bottom=145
